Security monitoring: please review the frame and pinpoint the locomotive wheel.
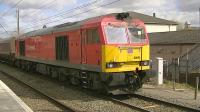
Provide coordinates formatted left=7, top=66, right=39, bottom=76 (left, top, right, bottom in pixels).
left=70, top=76, right=79, bottom=85
left=125, top=73, right=143, bottom=91
left=96, top=82, right=109, bottom=95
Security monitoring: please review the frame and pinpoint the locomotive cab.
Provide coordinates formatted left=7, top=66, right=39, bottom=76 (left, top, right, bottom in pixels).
left=100, top=15, right=150, bottom=91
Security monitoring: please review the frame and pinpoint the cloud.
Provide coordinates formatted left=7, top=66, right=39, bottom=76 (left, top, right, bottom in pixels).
left=3, top=0, right=76, bottom=10
left=100, top=0, right=199, bottom=26
left=175, top=0, right=200, bottom=12
left=1, top=0, right=200, bottom=38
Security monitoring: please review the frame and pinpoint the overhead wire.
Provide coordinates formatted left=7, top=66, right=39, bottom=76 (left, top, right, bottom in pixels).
left=21, top=0, right=100, bottom=28
left=0, top=23, right=9, bottom=35
left=21, top=0, right=121, bottom=32
left=1, top=0, right=59, bottom=29
left=0, top=0, right=23, bottom=37
left=1, top=0, right=121, bottom=36
left=2, top=0, right=100, bottom=31
left=1, top=0, right=57, bottom=34
left=1, top=0, right=23, bottom=16
left=22, top=0, right=57, bottom=17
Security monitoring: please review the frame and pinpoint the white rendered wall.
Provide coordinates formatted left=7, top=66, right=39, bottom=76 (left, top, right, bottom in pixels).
left=145, top=24, right=177, bottom=33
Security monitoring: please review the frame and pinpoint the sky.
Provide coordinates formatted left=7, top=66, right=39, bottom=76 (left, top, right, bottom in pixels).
left=0, top=0, right=199, bottom=38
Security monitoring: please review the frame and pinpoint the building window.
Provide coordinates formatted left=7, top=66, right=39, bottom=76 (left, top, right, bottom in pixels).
left=157, top=48, right=163, bottom=54
left=171, top=51, right=176, bottom=54
left=157, top=51, right=161, bottom=54
left=86, top=28, right=100, bottom=44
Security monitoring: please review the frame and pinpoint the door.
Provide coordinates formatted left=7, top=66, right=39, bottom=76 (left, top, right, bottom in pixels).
left=55, top=36, right=68, bottom=61
left=19, top=41, right=25, bottom=56
left=81, top=29, right=87, bottom=64
left=81, top=28, right=101, bottom=65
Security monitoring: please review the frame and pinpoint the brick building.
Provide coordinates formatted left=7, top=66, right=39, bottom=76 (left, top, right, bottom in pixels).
left=149, top=29, right=200, bottom=71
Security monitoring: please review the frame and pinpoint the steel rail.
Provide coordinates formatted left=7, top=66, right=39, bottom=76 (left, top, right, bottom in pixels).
left=110, top=97, right=151, bottom=112
left=130, top=93, right=200, bottom=112
left=0, top=70, right=76, bottom=112
left=1, top=61, right=198, bottom=112
left=0, top=61, right=147, bottom=112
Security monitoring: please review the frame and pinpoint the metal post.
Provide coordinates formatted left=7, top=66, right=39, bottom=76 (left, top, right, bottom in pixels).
left=195, top=77, right=199, bottom=100
left=150, top=60, right=152, bottom=76
left=177, top=58, right=180, bottom=83
left=166, top=61, right=169, bottom=77
left=199, top=8, right=200, bottom=28
left=175, top=58, right=177, bottom=82
left=173, top=58, right=176, bottom=90
left=17, top=9, right=20, bottom=36
left=186, top=49, right=189, bottom=84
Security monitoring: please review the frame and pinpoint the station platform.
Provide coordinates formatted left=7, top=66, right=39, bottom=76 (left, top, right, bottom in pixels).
left=0, top=80, right=33, bottom=112
left=137, top=84, right=200, bottom=110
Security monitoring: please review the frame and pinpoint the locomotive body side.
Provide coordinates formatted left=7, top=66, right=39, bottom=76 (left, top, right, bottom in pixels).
left=15, top=21, right=102, bottom=72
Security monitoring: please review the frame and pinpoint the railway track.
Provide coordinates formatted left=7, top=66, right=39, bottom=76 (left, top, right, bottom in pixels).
left=0, top=62, right=199, bottom=112
left=0, top=70, right=148, bottom=112
left=0, top=63, right=140, bottom=112
left=110, top=93, right=200, bottom=112
left=130, top=93, right=200, bottom=112
left=109, top=97, right=150, bottom=112
left=0, top=70, right=76, bottom=112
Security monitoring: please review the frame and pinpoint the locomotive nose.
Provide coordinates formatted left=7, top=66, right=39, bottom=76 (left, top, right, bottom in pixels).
left=118, top=46, right=142, bottom=62
left=102, top=44, right=149, bottom=73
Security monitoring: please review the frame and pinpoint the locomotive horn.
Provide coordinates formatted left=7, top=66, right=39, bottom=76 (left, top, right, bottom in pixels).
left=116, top=13, right=130, bottom=20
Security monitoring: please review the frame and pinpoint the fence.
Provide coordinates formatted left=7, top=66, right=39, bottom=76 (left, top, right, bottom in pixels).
left=163, top=44, right=200, bottom=85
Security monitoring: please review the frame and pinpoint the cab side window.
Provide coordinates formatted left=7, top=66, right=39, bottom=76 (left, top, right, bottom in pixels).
left=86, top=28, right=100, bottom=44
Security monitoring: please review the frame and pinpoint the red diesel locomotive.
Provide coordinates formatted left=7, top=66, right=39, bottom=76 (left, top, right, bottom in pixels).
left=0, top=13, right=150, bottom=92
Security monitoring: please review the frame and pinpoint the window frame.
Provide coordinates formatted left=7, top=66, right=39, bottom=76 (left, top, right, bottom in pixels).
left=86, top=28, right=100, bottom=44
left=104, top=25, right=129, bottom=44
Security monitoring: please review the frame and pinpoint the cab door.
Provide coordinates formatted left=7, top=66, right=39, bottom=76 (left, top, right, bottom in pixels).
left=81, top=28, right=101, bottom=65
left=19, top=41, right=25, bottom=56
left=81, top=29, right=87, bottom=64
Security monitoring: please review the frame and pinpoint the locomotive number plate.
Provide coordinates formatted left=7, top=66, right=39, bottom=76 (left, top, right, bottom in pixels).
left=127, top=48, right=133, bottom=54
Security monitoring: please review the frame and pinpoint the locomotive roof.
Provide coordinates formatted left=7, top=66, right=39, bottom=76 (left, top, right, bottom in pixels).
left=21, top=15, right=106, bottom=38
left=21, top=11, right=177, bottom=38
left=21, top=21, right=83, bottom=38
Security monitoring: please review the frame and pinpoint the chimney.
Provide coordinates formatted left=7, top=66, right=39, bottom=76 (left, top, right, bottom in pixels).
left=153, top=13, right=156, bottom=17
left=43, top=25, right=47, bottom=28
left=184, top=21, right=191, bottom=29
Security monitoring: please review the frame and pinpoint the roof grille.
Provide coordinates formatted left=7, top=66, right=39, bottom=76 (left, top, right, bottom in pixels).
left=54, top=22, right=78, bottom=28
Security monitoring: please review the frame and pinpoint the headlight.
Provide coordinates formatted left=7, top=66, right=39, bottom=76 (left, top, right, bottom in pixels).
left=140, top=61, right=149, bottom=66
left=106, top=63, right=114, bottom=68
left=106, top=62, right=120, bottom=68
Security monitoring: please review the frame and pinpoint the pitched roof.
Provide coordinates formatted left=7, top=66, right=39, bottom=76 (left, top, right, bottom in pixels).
left=149, top=29, right=200, bottom=44
left=107, top=11, right=178, bottom=25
